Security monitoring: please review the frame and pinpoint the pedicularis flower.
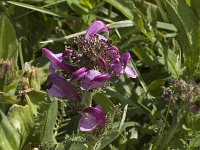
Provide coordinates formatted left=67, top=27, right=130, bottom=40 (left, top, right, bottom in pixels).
left=43, top=20, right=136, bottom=96
left=79, top=106, right=106, bottom=132
left=43, top=21, right=137, bottom=132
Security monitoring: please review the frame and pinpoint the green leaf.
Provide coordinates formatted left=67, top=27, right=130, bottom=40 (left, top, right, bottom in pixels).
left=157, top=0, right=200, bottom=75
left=69, top=143, right=87, bottom=150
left=0, top=92, right=18, bottom=104
left=133, top=47, right=156, bottom=67
left=80, top=0, right=92, bottom=9
left=104, top=0, right=133, bottom=20
left=156, top=21, right=177, bottom=31
left=0, top=15, right=18, bottom=68
left=157, top=47, right=182, bottom=77
left=8, top=104, right=34, bottom=148
left=147, top=79, right=165, bottom=96
left=0, top=110, right=21, bottom=150
left=67, top=0, right=89, bottom=14
left=25, top=90, right=58, bottom=144
left=93, top=92, right=114, bottom=113
left=99, top=131, right=120, bottom=149
left=40, top=100, right=58, bottom=143
left=185, top=0, right=191, bottom=6
left=118, top=105, right=128, bottom=131
left=7, top=1, right=63, bottom=17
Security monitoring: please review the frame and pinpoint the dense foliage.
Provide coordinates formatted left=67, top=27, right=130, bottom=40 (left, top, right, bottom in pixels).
left=0, top=0, right=200, bottom=149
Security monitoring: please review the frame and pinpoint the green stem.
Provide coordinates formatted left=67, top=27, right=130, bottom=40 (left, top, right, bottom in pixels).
left=136, top=101, right=152, bottom=114
left=19, top=39, right=24, bottom=70
left=83, top=91, right=94, bottom=107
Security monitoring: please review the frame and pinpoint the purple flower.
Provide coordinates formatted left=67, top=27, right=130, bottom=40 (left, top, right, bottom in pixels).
left=62, top=48, right=73, bottom=58
left=111, top=52, right=136, bottom=78
left=47, top=74, right=81, bottom=100
left=42, top=48, right=72, bottom=73
left=71, top=67, right=88, bottom=82
left=80, top=70, right=111, bottom=91
left=106, top=46, right=120, bottom=59
left=79, top=106, right=106, bottom=132
left=97, top=57, right=106, bottom=70
left=85, top=20, right=109, bottom=40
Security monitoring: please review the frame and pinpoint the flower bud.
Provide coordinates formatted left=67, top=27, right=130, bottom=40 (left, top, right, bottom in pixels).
left=71, top=67, right=87, bottom=82
left=0, top=59, right=16, bottom=89
left=22, top=62, right=40, bottom=90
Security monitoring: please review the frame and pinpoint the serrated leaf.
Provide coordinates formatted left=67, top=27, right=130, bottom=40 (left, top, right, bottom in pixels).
left=0, top=15, right=18, bottom=68
left=157, top=0, right=200, bottom=75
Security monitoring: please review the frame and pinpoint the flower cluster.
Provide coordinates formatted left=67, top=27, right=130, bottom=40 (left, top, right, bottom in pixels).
left=42, top=21, right=136, bottom=132
left=163, top=79, right=200, bottom=113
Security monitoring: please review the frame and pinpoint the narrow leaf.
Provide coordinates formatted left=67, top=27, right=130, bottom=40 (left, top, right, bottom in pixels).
left=7, top=1, right=62, bottom=17
left=0, top=15, right=18, bottom=67
left=0, top=110, right=21, bottom=150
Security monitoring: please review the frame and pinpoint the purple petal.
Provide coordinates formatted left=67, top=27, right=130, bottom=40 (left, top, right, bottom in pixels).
left=92, top=74, right=111, bottom=82
left=42, top=48, right=61, bottom=64
left=96, top=34, right=107, bottom=41
left=49, top=62, right=61, bottom=73
left=48, top=84, right=67, bottom=98
left=98, top=57, right=106, bottom=70
left=71, top=67, right=87, bottom=81
left=42, top=48, right=72, bottom=73
left=84, top=70, right=101, bottom=81
left=106, top=46, right=119, bottom=58
left=79, top=106, right=106, bottom=132
left=112, top=62, right=124, bottom=75
left=55, top=53, right=63, bottom=61
left=62, top=48, right=73, bottom=58
left=80, top=79, right=105, bottom=91
left=85, top=21, right=109, bottom=39
left=84, top=107, right=106, bottom=127
left=121, top=52, right=131, bottom=69
left=125, top=66, right=137, bottom=78
left=79, top=112, right=97, bottom=132
left=80, top=70, right=108, bottom=90
left=48, top=74, right=81, bottom=100
left=87, top=81, right=105, bottom=91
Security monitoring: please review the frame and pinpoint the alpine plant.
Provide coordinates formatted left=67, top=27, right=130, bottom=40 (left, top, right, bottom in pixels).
left=42, top=20, right=136, bottom=132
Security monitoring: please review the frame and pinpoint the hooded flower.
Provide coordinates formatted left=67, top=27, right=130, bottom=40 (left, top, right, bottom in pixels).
left=79, top=106, right=106, bottom=132
left=47, top=74, right=81, bottom=100
left=85, top=20, right=109, bottom=40
left=42, top=48, right=72, bottom=73
left=111, top=52, right=136, bottom=78
left=71, top=67, right=88, bottom=82
left=80, top=70, right=111, bottom=91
